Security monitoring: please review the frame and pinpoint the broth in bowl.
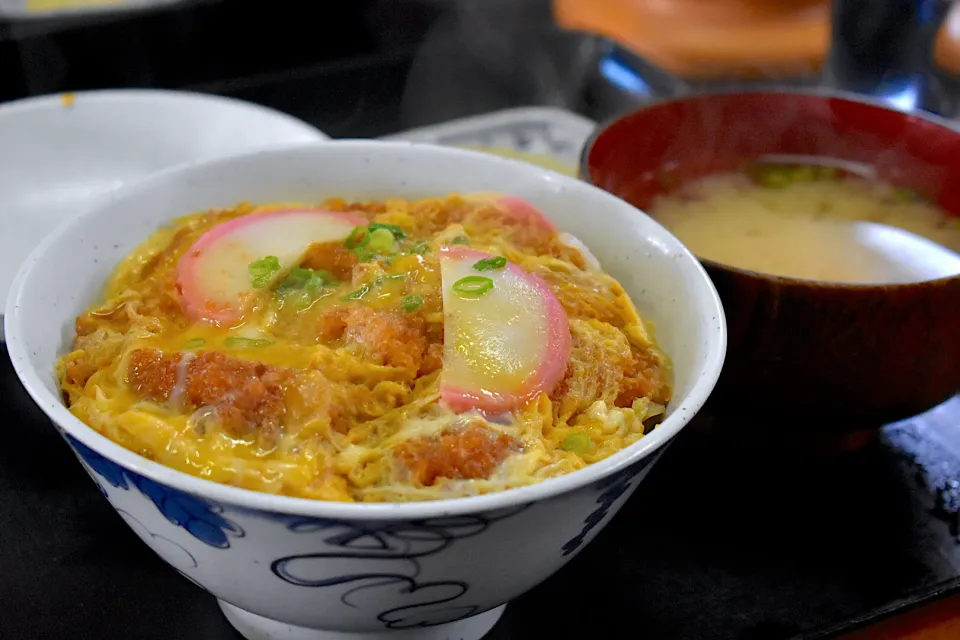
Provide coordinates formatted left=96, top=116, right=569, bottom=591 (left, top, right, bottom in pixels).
left=650, top=162, right=960, bottom=284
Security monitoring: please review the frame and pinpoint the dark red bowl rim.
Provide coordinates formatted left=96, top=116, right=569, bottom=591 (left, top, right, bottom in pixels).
left=579, top=86, right=960, bottom=291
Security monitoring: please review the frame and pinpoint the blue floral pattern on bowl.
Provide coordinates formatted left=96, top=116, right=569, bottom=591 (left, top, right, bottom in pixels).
left=67, top=435, right=243, bottom=548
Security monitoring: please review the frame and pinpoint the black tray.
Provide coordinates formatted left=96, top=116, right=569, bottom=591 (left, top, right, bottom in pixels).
left=1, top=3, right=959, bottom=639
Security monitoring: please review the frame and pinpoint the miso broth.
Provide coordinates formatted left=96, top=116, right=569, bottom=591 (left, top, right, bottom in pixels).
left=650, top=164, right=960, bottom=284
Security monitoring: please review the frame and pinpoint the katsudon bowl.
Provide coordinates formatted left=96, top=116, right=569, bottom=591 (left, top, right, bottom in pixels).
left=5, top=142, right=725, bottom=640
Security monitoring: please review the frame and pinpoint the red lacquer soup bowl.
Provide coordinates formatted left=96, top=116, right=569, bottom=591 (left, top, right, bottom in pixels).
left=582, top=90, right=960, bottom=432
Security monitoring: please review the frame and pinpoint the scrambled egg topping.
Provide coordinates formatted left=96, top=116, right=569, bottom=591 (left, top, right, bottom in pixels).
left=58, top=195, right=671, bottom=502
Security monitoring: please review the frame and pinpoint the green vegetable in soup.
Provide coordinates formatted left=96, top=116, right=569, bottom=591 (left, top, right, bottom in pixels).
left=749, top=162, right=841, bottom=188
left=891, top=186, right=924, bottom=203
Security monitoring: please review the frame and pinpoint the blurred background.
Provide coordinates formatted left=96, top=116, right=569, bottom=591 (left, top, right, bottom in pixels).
left=1, top=0, right=957, bottom=133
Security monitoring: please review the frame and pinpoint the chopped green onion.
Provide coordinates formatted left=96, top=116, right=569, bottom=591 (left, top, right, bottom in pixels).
left=408, top=240, right=430, bottom=255
left=473, top=256, right=507, bottom=271
left=248, top=255, right=281, bottom=288
left=450, top=235, right=470, bottom=245
left=345, top=284, right=371, bottom=300
left=815, top=165, right=839, bottom=180
left=791, top=164, right=817, bottom=182
left=401, top=295, right=424, bottom=312
left=308, top=269, right=335, bottom=290
left=345, top=226, right=370, bottom=249
left=278, top=267, right=337, bottom=292
left=749, top=162, right=841, bottom=189
left=352, top=247, right=375, bottom=262
left=279, top=267, right=310, bottom=289
left=754, top=165, right=793, bottom=189
left=183, top=338, right=206, bottom=350
left=452, top=275, right=494, bottom=298
left=280, top=288, right=314, bottom=310
left=368, top=227, right=397, bottom=253
left=224, top=337, right=273, bottom=349
left=562, top=432, right=592, bottom=454
left=892, top=186, right=921, bottom=203
left=368, top=222, right=406, bottom=239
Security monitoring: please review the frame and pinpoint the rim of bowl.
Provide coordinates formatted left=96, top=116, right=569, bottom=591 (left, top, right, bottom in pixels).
left=5, top=140, right=727, bottom=521
left=579, top=85, right=960, bottom=290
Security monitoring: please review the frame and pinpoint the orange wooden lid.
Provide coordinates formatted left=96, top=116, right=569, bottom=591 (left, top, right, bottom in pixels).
left=554, top=0, right=831, bottom=79
left=935, top=3, right=960, bottom=76
left=556, top=0, right=960, bottom=81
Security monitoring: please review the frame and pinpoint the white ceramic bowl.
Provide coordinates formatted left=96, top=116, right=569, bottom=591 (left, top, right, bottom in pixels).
left=5, top=142, right=726, bottom=640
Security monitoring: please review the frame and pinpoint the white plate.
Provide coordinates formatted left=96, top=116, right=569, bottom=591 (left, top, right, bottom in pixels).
left=0, top=0, right=192, bottom=20
left=383, top=107, right=596, bottom=170
left=0, top=89, right=326, bottom=338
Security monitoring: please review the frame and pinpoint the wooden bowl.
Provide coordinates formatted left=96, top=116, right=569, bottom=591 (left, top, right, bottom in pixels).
left=581, top=90, right=960, bottom=432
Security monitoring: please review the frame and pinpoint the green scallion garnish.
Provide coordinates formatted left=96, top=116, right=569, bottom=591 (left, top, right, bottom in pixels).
left=408, top=240, right=430, bottom=255
left=224, top=337, right=273, bottom=349
left=352, top=247, right=375, bottom=262
left=450, top=235, right=470, bottom=245
left=892, top=186, right=921, bottom=203
left=401, top=295, right=424, bottom=312
left=368, top=222, right=406, bottom=239
left=345, top=226, right=370, bottom=250
left=278, top=267, right=336, bottom=291
left=248, top=255, right=281, bottom=288
left=183, top=338, right=206, bottom=350
left=562, top=432, right=592, bottom=454
left=280, top=288, right=313, bottom=310
left=452, top=275, right=493, bottom=298
left=368, top=227, right=396, bottom=254
left=473, top=256, right=507, bottom=271
left=754, top=165, right=793, bottom=189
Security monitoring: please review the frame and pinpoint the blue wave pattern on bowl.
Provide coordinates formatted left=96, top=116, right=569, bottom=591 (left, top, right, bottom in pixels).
left=67, top=435, right=243, bottom=548
left=245, top=506, right=530, bottom=629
